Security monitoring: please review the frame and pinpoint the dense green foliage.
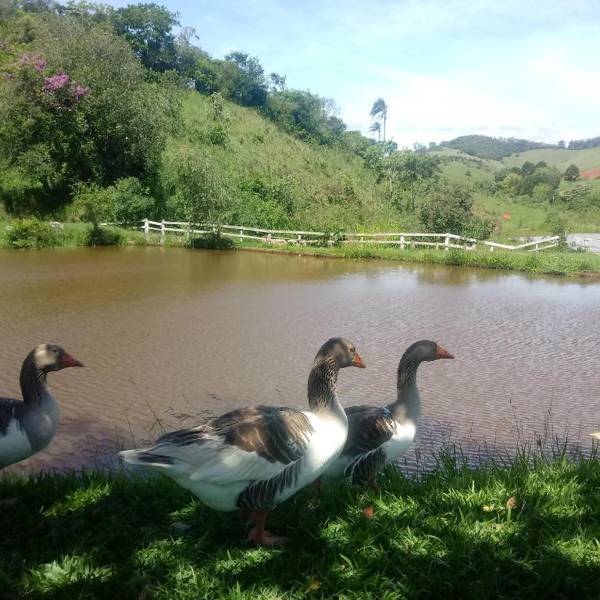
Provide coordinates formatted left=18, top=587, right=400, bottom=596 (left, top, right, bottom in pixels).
left=568, top=135, right=600, bottom=150
left=439, top=135, right=557, bottom=160
left=0, top=9, right=179, bottom=215
left=4, top=217, right=59, bottom=248
left=3, top=455, right=600, bottom=598
left=564, top=164, right=580, bottom=181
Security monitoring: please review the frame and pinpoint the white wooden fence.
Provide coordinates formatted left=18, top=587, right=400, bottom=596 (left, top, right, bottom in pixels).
left=139, top=219, right=560, bottom=253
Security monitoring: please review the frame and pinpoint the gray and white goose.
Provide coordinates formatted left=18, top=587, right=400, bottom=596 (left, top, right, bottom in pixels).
left=0, top=344, right=84, bottom=469
left=120, top=337, right=365, bottom=546
left=323, top=340, right=453, bottom=489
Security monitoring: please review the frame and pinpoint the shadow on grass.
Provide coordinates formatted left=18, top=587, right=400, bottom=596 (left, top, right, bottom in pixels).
left=2, top=457, right=600, bottom=599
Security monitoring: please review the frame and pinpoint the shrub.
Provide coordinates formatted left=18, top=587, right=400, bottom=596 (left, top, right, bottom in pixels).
left=419, top=184, right=473, bottom=234
left=462, top=216, right=494, bottom=240
left=188, top=232, right=234, bottom=249
left=544, top=213, right=568, bottom=248
left=564, top=164, right=580, bottom=181
left=80, top=224, right=124, bottom=246
left=531, top=183, right=554, bottom=204
left=5, top=218, right=59, bottom=249
left=70, top=178, right=154, bottom=225
left=163, top=152, right=226, bottom=224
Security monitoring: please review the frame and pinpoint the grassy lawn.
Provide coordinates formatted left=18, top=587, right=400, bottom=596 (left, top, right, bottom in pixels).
left=2, top=455, right=600, bottom=599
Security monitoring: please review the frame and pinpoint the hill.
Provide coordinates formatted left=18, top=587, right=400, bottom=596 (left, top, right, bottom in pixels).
left=164, top=93, right=393, bottom=230
left=502, top=147, right=600, bottom=172
left=438, top=135, right=556, bottom=160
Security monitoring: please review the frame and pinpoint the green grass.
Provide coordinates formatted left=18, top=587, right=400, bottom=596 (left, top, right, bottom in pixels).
left=3, top=455, right=600, bottom=599
left=0, top=220, right=147, bottom=249
left=471, top=192, right=600, bottom=238
left=236, top=240, right=600, bottom=278
left=166, top=93, right=395, bottom=231
left=502, top=147, right=600, bottom=173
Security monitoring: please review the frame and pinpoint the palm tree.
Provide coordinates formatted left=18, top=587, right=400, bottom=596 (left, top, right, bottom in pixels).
left=368, top=121, right=381, bottom=142
left=370, top=98, right=388, bottom=142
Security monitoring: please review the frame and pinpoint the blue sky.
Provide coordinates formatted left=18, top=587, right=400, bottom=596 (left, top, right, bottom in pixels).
left=109, top=0, right=600, bottom=147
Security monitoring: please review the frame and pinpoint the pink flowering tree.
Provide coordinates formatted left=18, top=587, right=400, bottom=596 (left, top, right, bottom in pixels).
left=0, top=18, right=178, bottom=216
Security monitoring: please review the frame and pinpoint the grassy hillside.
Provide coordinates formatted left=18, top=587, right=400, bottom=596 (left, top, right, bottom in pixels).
left=429, top=145, right=600, bottom=237
left=503, top=147, right=600, bottom=172
left=164, top=93, right=396, bottom=231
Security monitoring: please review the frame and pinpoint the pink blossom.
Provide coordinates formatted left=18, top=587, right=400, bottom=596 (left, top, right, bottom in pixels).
left=73, top=84, right=90, bottom=99
left=19, top=53, right=47, bottom=71
left=44, top=72, right=70, bottom=92
left=33, top=57, right=47, bottom=72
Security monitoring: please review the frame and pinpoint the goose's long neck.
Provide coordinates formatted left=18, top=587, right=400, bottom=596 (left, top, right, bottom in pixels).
left=390, top=356, right=422, bottom=422
left=307, top=358, right=343, bottom=417
left=19, top=352, right=48, bottom=407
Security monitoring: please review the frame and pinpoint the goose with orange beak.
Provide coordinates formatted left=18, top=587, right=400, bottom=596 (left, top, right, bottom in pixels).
left=120, top=337, right=365, bottom=546
left=0, top=344, right=84, bottom=469
left=322, top=340, right=454, bottom=497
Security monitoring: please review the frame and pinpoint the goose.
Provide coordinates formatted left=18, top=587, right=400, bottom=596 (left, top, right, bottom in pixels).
left=119, top=337, right=365, bottom=546
left=0, top=344, right=84, bottom=469
left=322, top=340, right=453, bottom=491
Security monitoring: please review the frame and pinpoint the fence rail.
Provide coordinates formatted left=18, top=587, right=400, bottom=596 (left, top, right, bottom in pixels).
left=138, top=219, right=560, bottom=253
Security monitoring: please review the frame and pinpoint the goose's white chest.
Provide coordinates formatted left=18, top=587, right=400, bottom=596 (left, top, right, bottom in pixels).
left=382, top=421, right=416, bottom=462
left=0, top=419, right=33, bottom=468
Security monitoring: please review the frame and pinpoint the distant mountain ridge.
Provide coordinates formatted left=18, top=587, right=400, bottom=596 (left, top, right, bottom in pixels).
left=438, top=135, right=557, bottom=160
left=438, top=134, right=600, bottom=160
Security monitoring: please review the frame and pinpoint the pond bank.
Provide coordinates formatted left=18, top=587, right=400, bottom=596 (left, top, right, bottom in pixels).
left=2, top=455, right=599, bottom=598
left=2, top=219, right=600, bottom=279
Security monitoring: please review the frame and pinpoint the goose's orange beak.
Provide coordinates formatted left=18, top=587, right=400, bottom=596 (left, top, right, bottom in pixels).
left=352, top=353, right=366, bottom=368
left=435, top=344, right=454, bottom=360
left=60, top=353, right=84, bottom=368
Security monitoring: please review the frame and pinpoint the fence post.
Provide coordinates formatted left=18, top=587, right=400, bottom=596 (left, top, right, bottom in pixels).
left=297, top=234, right=302, bottom=245
left=400, top=235, right=405, bottom=250
left=160, top=220, right=165, bottom=244
left=240, top=228, right=243, bottom=239
left=444, top=235, right=450, bottom=251
left=143, top=218, right=149, bottom=237
left=489, top=245, right=494, bottom=252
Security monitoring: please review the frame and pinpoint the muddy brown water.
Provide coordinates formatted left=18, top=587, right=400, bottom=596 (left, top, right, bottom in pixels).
left=1, top=246, right=599, bottom=473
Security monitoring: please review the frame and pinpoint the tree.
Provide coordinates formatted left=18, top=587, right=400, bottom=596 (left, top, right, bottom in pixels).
left=221, top=52, right=267, bottom=107
left=419, top=184, right=473, bottom=234
left=564, top=164, right=580, bottom=181
left=0, top=15, right=180, bottom=214
left=112, top=3, right=179, bottom=72
left=383, top=151, right=440, bottom=212
left=532, top=183, right=554, bottom=204
left=370, top=97, right=388, bottom=142
left=500, top=172, right=523, bottom=196
left=368, top=121, right=381, bottom=141
left=521, top=161, right=536, bottom=176
left=521, top=166, right=561, bottom=195
left=164, top=152, right=225, bottom=224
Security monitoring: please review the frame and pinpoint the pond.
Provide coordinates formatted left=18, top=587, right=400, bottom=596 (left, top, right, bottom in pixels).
left=1, top=246, right=599, bottom=472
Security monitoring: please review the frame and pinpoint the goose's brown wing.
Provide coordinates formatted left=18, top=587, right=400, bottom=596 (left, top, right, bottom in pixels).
left=157, top=405, right=313, bottom=465
left=343, top=405, right=395, bottom=457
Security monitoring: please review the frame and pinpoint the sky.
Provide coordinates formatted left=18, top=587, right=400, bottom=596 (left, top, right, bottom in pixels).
left=109, top=0, right=600, bottom=148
